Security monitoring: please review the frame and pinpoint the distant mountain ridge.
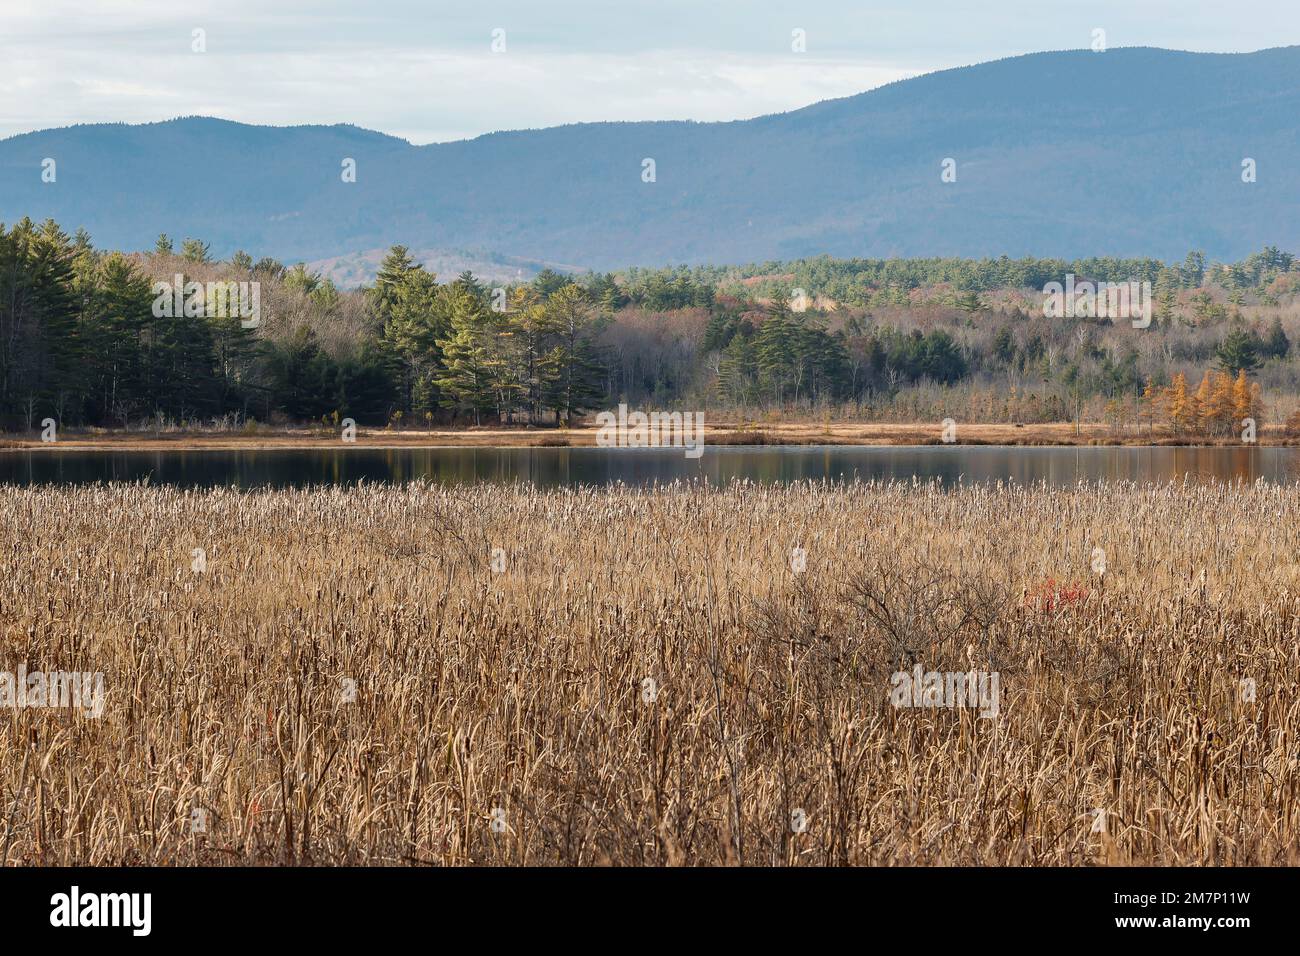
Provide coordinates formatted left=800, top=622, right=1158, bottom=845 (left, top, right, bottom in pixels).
left=306, top=247, right=588, bottom=288
left=2, top=46, right=1298, bottom=272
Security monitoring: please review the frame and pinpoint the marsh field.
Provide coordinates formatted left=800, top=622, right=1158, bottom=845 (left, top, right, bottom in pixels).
left=0, top=478, right=1297, bottom=866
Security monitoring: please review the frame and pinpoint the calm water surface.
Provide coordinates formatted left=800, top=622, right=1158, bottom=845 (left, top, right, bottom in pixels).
left=2, top=445, right=1299, bottom=488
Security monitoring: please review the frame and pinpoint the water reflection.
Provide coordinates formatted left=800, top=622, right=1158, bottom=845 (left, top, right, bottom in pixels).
left=2, top=445, right=1299, bottom=489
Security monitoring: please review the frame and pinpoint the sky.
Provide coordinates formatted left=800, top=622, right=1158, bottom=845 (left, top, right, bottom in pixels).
left=1, top=0, right=1297, bottom=144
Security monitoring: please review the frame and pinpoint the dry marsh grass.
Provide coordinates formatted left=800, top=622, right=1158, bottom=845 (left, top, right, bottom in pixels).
left=0, top=479, right=1297, bottom=866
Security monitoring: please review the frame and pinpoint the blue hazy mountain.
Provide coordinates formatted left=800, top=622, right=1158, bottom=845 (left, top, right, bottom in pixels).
left=2, top=46, right=1297, bottom=270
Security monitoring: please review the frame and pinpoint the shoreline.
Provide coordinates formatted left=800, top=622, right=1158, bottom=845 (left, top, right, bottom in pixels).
left=1, top=422, right=1296, bottom=452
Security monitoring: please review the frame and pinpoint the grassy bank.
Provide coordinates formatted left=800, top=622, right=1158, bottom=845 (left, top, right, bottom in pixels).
left=2, top=421, right=1298, bottom=451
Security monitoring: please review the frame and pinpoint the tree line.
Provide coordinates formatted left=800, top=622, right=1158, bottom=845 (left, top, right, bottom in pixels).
left=0, top=223, right=607, bottom=429
left=3, top=217, right=1297, bottom=432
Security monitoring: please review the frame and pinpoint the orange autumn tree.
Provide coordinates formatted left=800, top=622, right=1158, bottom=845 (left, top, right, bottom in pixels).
left=1146, top=373, right=1194, bottom=433
left=1232, top=369, right=1262, bottom=426
left=1193, top=372, right=1218, bottom=432
left=1205, top=371, right=1236, bottom=435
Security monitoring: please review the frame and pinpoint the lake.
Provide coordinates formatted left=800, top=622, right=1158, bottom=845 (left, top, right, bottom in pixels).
left=1, top=444, right=1298, bottom=488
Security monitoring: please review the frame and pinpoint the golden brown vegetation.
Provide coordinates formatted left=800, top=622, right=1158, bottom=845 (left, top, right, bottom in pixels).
left=1, top=479, right=1298, bottom=865
left=1143, top=369, right=1264, bottom=437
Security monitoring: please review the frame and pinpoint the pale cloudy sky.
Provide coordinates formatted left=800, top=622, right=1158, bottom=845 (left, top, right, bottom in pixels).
left=1, top=0, right=1297, bottom=143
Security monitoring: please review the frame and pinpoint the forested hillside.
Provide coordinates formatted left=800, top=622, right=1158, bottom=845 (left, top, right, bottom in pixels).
left=3, top=217, right=1298, bottom=433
